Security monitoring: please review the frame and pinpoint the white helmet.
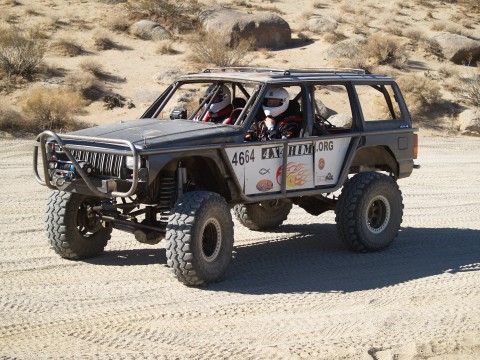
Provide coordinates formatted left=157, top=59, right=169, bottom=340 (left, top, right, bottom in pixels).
left=262, top=87, right=289, bottom=117
left=204, top=85, right=231, bottom=113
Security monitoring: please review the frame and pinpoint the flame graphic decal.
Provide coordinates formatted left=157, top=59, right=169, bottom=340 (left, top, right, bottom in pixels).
left=276, top=162, right=311, bottom=188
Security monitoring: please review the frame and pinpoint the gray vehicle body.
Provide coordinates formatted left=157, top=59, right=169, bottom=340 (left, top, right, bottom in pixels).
left=34, top=68, right=416, bottom=205
left=33, top=68, right=418, bottom=284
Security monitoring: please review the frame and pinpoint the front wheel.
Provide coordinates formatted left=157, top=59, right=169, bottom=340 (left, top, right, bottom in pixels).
left=166, top=191, right=234, bottom=286
left=45, top=190, right=111, bottom=259
left=335, top=172, right=403, bottom=252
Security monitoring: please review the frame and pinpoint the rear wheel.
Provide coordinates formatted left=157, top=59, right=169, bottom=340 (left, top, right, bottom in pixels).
left=45, top=190, right=111, bottom=259
left=335, top=172, right=403, bottom=252
left=234, top=199, right=292, bottom=231
left=166, top=191, right=234, bottom=286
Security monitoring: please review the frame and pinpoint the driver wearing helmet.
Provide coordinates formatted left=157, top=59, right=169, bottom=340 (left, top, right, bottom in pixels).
left=198, top=84, right=233, bottom=123
left=246, top=87, right=302, bottom=141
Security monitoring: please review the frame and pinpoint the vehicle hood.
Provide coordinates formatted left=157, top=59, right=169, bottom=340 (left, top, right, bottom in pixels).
left=69, top=118, right=244, bottom=149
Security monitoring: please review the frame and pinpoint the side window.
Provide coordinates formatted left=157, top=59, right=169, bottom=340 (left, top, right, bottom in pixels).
left=314, top=84, right=353, bottom=129
left=355, top=84, right=402, bottom=121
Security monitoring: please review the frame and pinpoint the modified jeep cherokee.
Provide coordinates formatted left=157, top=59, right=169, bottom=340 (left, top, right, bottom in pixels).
left=34, top=67, right=419, bottom=285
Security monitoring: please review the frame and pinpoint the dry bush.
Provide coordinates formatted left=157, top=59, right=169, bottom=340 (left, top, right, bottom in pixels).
left=438, top=64, right=459, bottom=78
left=431, top=21, right=447, bottom=31
left=457, top=73, right=480, bottom=108
left=323, top=31, right=347, bottom=44
left=105, top=14, right=131, bottom=32
left=24, top=8, right=42, bottom=16
left=459, top=18, right=474, bottom=29
left=65, top=72, right=105, bottom=101
left=339, top=3, right=355, bottom=14
left=52, top=38, right=84, bottom=56
left=79, top=59, right=105, bottom=77
left=125, top=0, right=202, bottom=32
left=3, top=0, right=21, bottom=5
left=189, top=32, right=253, bottom=67
left=155, top=40, right=177, bottom=55
left=97, top=0, right=126, bottom=3
left=92, top=30, right=115, bottom=50
left=422, top=38, right=444, bottom=60
left=0, top=106, right=37, bottom=133
left=364, top=33, right=408, bottom=69
left=403, top=28, right=424, bottom=43
left=396, top=73, right=442, bottom=116
left=384, top=25, right=403, bottom=37
left=0, top=27, right=46, bottom=79
left=22, top=87, right=85, bottom=130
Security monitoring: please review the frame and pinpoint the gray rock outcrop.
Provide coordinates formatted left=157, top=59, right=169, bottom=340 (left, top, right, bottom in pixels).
left=431, top=33, right=480, bottom=64
left=199, top=7, right=291, bottom=49
left=130, top=20, right=171, bottom=41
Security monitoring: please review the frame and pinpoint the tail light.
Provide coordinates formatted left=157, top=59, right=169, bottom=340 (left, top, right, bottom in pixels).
left=413, top=134, right=418, bottom=159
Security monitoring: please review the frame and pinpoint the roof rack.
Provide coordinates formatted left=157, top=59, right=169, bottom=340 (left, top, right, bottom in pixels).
left=203, top=67, right=287, bottom=74
left=203, top=67, right=366, bottom=76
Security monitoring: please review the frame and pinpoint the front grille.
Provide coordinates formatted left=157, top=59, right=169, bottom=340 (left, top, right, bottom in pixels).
left=70, top=150, right=125, bottom=177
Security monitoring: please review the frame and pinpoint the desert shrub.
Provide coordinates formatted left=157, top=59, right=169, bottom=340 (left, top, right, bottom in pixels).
left=0, top=27, right=46, bottom=79
left=190, top=32, right=253, bottom=67
left=125, top=0, right=202, bottom=32
left=52, top=38, right=84, bottom=56
left=396, top=73, right=442, bottom=116
left=457, top=73, right=480, bottom=108
left=438, top=65, right=459, bottom=78
left=155, top=40, right=177, bottom=55
left=323, top=31, right=347, bottom=44
left=22, top=87, right=85, bottom=130
left=403, top=29, right=424, bottom=43
left=431, top=21, right=447, bottom=31
left=423, top=38, right=444, bottom=60
left=0, top=106, right=38, bottom=133
left=92, top=30, right=115, bottom=50
left=105, top=14, right=131, bottom=32
left=364, top=33, right=408, bottom=69
left=65, top=72, right=105, bottom=101
left=79, top=59, right=105, bottom=77
left=97, top=0, right=126, bottom=3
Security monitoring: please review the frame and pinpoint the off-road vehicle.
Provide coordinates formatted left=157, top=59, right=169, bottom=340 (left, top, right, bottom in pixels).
left=34, top=67, right=419, bottom=285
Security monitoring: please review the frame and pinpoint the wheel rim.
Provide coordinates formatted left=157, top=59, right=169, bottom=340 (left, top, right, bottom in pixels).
left=366, top=195, right=390, bottom=234
left=77, top=200, right=102, bottom=237
left=201, top=217, right=222, bottom=262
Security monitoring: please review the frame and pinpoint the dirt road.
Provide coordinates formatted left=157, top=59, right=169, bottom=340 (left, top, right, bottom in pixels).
left=1, top=136, right=479, bottom=359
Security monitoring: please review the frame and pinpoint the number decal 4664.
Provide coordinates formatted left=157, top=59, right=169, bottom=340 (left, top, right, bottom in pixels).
left=231, top=149, right=255, bottom=166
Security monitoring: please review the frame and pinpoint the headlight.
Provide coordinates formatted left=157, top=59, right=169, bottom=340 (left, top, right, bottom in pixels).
left=125, top=156, right=140, bottom=170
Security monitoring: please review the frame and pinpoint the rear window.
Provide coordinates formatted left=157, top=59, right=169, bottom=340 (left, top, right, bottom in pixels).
left=354, top=84, right=402, bottom=121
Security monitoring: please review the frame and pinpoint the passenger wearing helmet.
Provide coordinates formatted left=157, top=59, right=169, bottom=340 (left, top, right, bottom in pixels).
left=246, top=87, right=302, bottom=141
left=198, top=84, right=233, bottom=123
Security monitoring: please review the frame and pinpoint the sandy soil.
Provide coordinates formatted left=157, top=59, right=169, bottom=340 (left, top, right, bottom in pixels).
left=0, top=134, right=479, bottom=359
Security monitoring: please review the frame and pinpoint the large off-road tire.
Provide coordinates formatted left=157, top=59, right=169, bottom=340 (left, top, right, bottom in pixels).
left=233, top=199, right=292, bottom=231
left=166, top=191, right=234, bottom=286
left=45, top=190, right=112, bottom=259
left=335, top=172, right=403, bottom=252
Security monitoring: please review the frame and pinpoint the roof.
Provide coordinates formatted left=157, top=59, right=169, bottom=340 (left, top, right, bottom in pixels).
left=178, top=67, right=394, bottom=84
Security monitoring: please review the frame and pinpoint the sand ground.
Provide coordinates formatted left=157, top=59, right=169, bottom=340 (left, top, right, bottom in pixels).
left=1, top=0, right=480, bottom=358
left=0, top=134, right=479, bottom=359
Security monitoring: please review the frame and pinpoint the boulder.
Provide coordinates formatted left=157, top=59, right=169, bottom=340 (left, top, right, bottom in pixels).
left=308, top=15, right=338, bottom=34
left=458, top=109, right=480, bottom=132
left=325, top=37, right=367, bottom=58
left=130, top=20, right=171, bottom=41
left=327, top=113, right=352, bottom=127
left=199, top=7, right=291, bottom=49
left=431, top=33, right=480, bottom=64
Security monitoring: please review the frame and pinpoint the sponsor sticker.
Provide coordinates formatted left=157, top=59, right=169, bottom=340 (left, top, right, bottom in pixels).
left=256, top=179, right=273, bottom=192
